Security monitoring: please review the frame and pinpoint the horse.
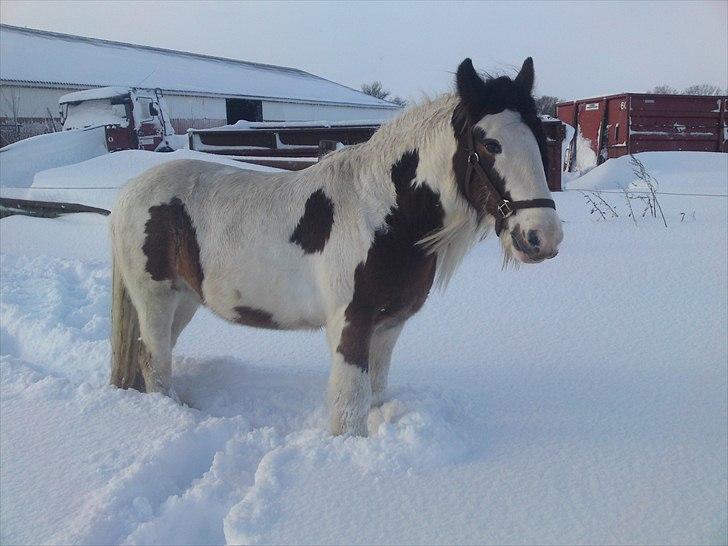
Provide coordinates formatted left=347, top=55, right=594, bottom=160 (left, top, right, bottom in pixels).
left=109, top=57, right=563, bottom=436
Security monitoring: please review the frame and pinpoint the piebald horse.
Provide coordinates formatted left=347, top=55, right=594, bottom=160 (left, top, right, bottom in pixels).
left=110, top=58, right=563, bottom=436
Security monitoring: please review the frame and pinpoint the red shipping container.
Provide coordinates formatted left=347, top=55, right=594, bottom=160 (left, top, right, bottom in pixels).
left=556, top=93, right=727, bottom=171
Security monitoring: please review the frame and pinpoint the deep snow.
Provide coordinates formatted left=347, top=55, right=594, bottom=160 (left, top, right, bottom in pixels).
left=0, top=126, right=109, bottom=188
left=1, top=151, right=726, bottom=545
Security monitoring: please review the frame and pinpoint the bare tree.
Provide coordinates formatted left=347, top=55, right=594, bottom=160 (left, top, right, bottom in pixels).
left=361, top=81, right=406, bottom=107
left=534, top=95, right=561, bottom=117
left=649, top=83, right=725, bottom=95
left=650, top=85, right=679, bottom=94
left=682, top=83, right=725, bottom=96
left=361, top=81, right=389, bottom=100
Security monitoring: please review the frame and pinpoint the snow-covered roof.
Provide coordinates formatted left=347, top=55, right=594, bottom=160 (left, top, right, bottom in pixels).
left=59, top=87, right=130, bottom=104
left=0, top=25, right=400, bottom=110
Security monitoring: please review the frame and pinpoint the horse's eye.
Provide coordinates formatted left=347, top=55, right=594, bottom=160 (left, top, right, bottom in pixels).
left=484, top=141, right=502, bottom=155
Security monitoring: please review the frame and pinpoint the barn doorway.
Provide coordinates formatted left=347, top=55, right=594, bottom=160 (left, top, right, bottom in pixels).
left=226, top=99, right=263, bottom=124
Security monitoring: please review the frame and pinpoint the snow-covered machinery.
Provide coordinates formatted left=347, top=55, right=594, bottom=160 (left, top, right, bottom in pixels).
left=59, top=87, right=175, bottom=152
left=0, top=87, right=176, bottom=187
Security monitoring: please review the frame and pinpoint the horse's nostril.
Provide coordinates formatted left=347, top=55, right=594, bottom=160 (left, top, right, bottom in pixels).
left=527, top=230, right=540, bottom=249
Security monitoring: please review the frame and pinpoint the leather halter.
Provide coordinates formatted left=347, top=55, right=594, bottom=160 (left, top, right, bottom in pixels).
left=464, top=129, right=556, bottom=235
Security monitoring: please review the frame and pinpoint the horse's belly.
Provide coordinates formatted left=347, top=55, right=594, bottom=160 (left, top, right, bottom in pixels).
left=201, top=266, right=325, bottom=331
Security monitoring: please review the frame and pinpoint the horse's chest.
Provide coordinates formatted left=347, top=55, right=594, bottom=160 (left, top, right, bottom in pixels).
left=349, top=232, right=437, bottom=324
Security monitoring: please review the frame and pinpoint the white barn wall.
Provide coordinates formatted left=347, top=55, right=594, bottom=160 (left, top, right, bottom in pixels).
left=0, top=85, right=75, bottom=119
left=262, top=100, right=399, bottom=122
left=164, top=94, right=227, bottom=132
left=164, top=95, right=400, bottom=132
left=1, top=83, right=401, bottom=141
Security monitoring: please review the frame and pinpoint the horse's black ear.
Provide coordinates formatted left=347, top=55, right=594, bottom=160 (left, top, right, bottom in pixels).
left=514, top=57, right=535, bottom=93
left=456, top=58, right=487, bottom=109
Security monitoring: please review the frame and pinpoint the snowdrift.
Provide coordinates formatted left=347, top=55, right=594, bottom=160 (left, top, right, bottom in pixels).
left=0, top=126, right=108, bottom=188
left=0, top=149, right=279, bottom=210
left=565, top=151, right=728, bottom=194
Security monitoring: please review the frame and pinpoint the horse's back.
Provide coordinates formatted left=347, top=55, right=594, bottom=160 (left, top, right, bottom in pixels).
left=115, top=159, right=268, bottom=208
left=110, top=158, right=332, bottom=329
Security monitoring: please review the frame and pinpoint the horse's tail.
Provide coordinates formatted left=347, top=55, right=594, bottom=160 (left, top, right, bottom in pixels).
left=110, top=253, right=146, bottom=391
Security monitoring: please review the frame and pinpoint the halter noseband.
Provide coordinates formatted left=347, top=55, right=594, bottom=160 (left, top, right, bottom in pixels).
left=464, top=129, right=556, bottom=235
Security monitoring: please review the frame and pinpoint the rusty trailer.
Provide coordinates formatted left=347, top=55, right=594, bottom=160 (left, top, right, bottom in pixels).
left=557, top=93, right=728, bottom=171
left=188, top=122, right=380, bottom=171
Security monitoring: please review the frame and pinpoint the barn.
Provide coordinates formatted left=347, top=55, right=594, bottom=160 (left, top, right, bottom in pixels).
left=0, top=24, right=400, bottom=144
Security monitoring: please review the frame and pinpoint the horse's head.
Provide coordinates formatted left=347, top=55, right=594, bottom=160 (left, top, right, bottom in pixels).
left=452, top=57, right=563, bottom=264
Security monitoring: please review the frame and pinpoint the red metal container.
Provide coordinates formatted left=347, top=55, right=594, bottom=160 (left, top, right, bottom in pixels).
left=556, top=93, right=728, bottom=171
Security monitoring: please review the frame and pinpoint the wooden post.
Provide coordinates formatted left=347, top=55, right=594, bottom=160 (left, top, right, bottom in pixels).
left=0, top=197, right=110, bottom=219
left=318, top=139, right=339, bottom=160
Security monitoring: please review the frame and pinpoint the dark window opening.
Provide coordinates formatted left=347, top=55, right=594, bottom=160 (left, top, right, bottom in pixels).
left=226, top=99, right=263, bottom=124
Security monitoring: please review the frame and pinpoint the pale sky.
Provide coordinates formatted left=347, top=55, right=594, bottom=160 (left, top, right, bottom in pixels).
left=1, top=0, right=726, bottom=101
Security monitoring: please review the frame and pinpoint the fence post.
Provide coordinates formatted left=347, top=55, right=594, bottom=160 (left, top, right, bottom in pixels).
left=318, top=139, right=339, bottom=160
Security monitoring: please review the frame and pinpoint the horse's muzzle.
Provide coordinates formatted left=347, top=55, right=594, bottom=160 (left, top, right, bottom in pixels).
left=510, top=229, right=559, bottom=263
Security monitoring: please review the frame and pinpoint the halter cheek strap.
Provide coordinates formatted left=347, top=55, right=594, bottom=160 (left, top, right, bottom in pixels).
left=464, top=130, right=556, bottom=235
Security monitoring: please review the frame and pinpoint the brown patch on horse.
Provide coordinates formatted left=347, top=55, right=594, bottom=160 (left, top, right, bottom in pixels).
left=234, top=306, right=281, bottom=329
left=337, top=150, right=443, bottom=370
left=289, top=189, right=335, bottom=253
left=143, top=197, right=204, bottom=299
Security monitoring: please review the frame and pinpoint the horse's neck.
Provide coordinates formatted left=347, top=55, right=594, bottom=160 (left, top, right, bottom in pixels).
left=345, top=94, right=487, bottom=287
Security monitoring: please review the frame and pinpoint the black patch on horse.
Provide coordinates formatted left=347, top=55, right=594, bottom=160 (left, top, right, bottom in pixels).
left=337, top=149, right=444, bottom=370
left=143, top=197, right=204, bottom=299
left=234, top=306, right=281, bottom=329
left=290, top=189, right=335, bottom=253
left=451, top=58, right=548, bottom=216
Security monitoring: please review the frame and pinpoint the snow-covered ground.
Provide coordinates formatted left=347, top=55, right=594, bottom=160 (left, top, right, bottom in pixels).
left=1, top=151, right=726, bottom=545
left=0, top=149, right=278, bottom=210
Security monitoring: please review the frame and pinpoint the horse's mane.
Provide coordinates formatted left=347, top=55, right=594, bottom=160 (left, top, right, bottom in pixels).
left=382, top=95, right=508, bottom=287
left=317, top=93, right=497, bottom=288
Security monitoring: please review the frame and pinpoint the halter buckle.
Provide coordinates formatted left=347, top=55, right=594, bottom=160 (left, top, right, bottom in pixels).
left=498, top=200, right=514, bottom=218
left=467, top=152, right=480, bottom=165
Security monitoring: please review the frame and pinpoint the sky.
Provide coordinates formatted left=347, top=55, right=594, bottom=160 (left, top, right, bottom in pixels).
left=1, top=0, right=726, bottom=101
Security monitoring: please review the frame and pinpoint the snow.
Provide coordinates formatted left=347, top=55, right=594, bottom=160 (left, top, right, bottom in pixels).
left=0, top=25, right=398, bottom=110
left=59, top=87, right=130, bottom=104
left=0, top=126, right=109, bottom=188
left=1, top=151, right=727, bottom=544
left=565, top=151, right=728, bottom=195
left=63, top=99, right=129, bottom=131
left=571, top=127, right=598, bottom=173
left=1, top=149, right=279, bottom=210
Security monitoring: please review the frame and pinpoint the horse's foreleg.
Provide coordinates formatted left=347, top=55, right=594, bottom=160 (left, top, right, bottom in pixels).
left=326, top=308, right=374, bottom=436
left=368, top=323, right=404, bottom=407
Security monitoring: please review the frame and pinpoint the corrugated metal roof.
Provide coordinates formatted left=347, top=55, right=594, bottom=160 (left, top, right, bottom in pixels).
left=0, top=24, right=399, bottom=109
